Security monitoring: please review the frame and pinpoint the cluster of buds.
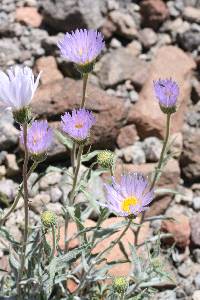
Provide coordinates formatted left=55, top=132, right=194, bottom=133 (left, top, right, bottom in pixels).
left=41, top=210, right=57, bottom=229
left=113, top=276, right=128, bottom=294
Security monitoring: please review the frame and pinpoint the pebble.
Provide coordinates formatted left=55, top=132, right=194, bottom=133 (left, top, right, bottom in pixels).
left=193, top=290, right=200, bottom=300
left=39, top=171, right=62, bottom=190
left=178, top=260, right=192, bottom=277
left=192, top=197, right=200, bottom=211
left=195, top=273, right=200, bottom=289
left=49, top=186, right=62, bottom=203
left=193, top=249, right=200, bottom=264
left=143, top=137, right=162, bottom=162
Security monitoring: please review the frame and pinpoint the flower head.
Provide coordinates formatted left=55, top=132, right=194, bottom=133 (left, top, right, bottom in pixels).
left=103, top=173, right=154, bottom=217
left=113, top=276, right=128, bottom=294
left=0, top=65, right=41, bottom=112
left=21, top=120, right=53, bottom=157
left=153, top=78, right=179, bottom=114
left=57, top=29, right=105, bottom=73
left=97, top=150, right=115, bottom=169
left=41, top=211, right=57, bottom=228
left=61, top=108, right=96, bottom=143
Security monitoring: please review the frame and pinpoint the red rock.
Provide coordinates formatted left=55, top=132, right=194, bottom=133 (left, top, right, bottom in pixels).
left=161, top=213, right=191, bottom=248
left=127, top=46, right=196, bottom=139
left=140, top=0, right=169, bottom=29
left=15, top=7, right=43, bottom=28
left=32, top=78, right=129, bottom=148
left=35, top=56, right=63, bottom=85
left=117, top=124, right=139, bottom=148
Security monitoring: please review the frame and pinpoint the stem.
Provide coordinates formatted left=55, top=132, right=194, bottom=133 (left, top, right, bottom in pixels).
left=134, top=113, right=171, bottom=246
left=18, top=123, right=29, bottom=285
left=50, top=225, right=56, bottom=261
left=74, top=219, right=132, bottom=295
left=0, top=162, right=38, bottom=226
left=80, top=73, right=88, bottom=108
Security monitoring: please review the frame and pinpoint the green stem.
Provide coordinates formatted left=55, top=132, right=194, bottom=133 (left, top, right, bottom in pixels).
left=50, top=225, right=56, bottom=261
left=80, top=73, right=88, bottom=108
left=74, top=219, right=132, bottom=295
left=134, top=113, right=171, bottom=246
left=18, top=123, right=29, bottom=286
left=0, top=162, right=38, bottom=226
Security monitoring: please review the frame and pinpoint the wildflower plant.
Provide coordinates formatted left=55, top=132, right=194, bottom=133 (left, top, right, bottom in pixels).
left=0, top=28, right=180, bottom=300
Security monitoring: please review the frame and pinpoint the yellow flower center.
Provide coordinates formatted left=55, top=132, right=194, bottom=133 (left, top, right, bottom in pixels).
left=75, top=123, right=83, bottom=129
left=121, top=196, right=138, bottom=214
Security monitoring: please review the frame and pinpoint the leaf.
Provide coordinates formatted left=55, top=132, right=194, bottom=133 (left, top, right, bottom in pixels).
left=155, top=188, right=182, bottom=196
left=0, top=227, right=20, bottom=245
left=54, top=129, right=73, bottom=150
left=81, top=150, right=101, bottom=162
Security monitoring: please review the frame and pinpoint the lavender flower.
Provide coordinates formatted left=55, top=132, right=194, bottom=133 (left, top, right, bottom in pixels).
left=0, top=65, right=41, bottom=111
left=61, top=108, right=96, bottom=142
left=57, top=29, right=105, bottom=73
left=103, top=173, right=154, bottom=217
left=154, top=78, right=179, bottom=114
left=21, top=120, right=53, bottom=156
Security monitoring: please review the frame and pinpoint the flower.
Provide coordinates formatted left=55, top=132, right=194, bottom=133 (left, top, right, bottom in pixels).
left=0, top=65, right=41, bottom=111
left=21, top=120, right=53, bottom=157
left=153, top=78, right=179, bottom=114
left=103, top=173, right=154, bottom=217
left=61, top=108, right=96, bottom=142
left=57, top=29, right=105, bottom=73
left=41, top=211, right=57, bottom=228
left=113, top=277, right=128, bottom=294
left=97, top=150, right=115, bottom=169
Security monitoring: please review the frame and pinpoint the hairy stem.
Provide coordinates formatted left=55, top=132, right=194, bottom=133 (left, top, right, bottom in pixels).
left=134, top=113, right=171, bottom=246
left=50, top=225, right=56, bottom=261
left=18, top=123, right=29, bottom=285
left=80, top=73, right=88, bottom=108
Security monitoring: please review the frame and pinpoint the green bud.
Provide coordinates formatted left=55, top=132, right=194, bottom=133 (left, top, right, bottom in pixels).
left=97, top=150, right=115, bottom=169
left=113, top=276, right=128, bottom=294
left=41, top=211, right=57, bottom=228
left=13, top=106, right=32, bottom=124
left=31, top=153, right=47, bottom=163
left=75, top=62, right=94, bottom=74
left=160, top=104, right=176, bottom=115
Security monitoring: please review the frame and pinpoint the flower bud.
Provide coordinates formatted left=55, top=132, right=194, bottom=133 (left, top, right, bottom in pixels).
left=97, top=150, right=115, bottom=169
left=41, top=211, right=57, bottom=228
left=13, top=106, right=32, bottom=125
left=113, top=276, right=128, bottom=294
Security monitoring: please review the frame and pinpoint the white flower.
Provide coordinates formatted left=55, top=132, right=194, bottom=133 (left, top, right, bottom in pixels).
left=0, top=65, right=41, bottom=111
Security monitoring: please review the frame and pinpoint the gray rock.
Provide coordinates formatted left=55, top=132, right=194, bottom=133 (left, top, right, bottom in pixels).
left=41, top=0, right=106, bottom=32
left=143, top=137, right=162, bottom=162
left=28, top=172, right=39, bottom=198
left=139, top=28, right=157, bottom=48
left=5, top=153, right=19, bottom=177
left=190, top=213, right=200, bottom=246
left=183, top=6, right=200, bottom=24
left=118, top=142, right=146, bottom=164
left=194, top=273, right=200, bottom=289
left=193, top=249, right=200, bottom=263
left=96, top=48, right=150, bottom=89
left=187, top=104, right=200, bottom=127
left=0, top=38, right=21, bottom=67
left=0, top=179, right=18, bottom=203
left=193, top=197, right=200, bottom=211
left=0, top=113, right=19, bottom=150
left=178, top=29, right=200, bottom=51
left=155, top=290, right=177, bottom=300
left=39, top=171, right=62, bottom=190
left=178, top=260, right=192, bottom=278
left=46, top=202, right=63, bottom=215
left=110, top=38, right=122, bottom=49
left=129, top=90, right=139, bottom=103
left=42, top=33, right=64, bottom=55
left=30, top=192, right=51, bottom=214
left=49, top=186, right=62, bottom=203
left=193, top=290, right=200, bottom=300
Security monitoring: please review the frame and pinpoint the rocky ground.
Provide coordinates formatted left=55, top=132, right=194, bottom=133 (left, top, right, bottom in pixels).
left=0, top=0, right=200, bottom=299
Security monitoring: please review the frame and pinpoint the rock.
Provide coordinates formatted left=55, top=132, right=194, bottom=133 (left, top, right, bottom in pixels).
left=49, top=186, right=62, bottom=203
left=170, top=132, right=183, bottom=158
left=155, top=290, right=177, bottom=300
left=187, top=104, right=200, bottom=128
left=178, top=29, right=200, bottom=52
left=0, top=113, right=19, bottom=151
left=126, top=40, right=142, bottom=57
left=109, top=11, right=138, bottom=40
left=127, top=46, right=196, bottom=139
left=28, top=172, right=39, bottom=198
left=42, top=33, right=64, bottom=55
left=101, top=18, right=117, bottom=39
left=140, top=0, right=169, bottom=30
left=194, top=273, right=200, bottom=289
left=193, top=249, right=200, bottom=264
left=15, top=7, right=43, bottom=27
left=117, top=124, right=139, bottom=148
left=97, top=48, right=150, bottom=89
left=180, top=129, right=200, bottom=182
left=183, top=7, right=200, bottom=23
left=110, top=38, right=122, bottom=49
left=117, top=142, right=146, bottom=164
left=143, top=137, right=162, bottom=162
left=30, top=192, right=51, bottom=214
left=193, top=291, right=200, bottom=300
left=190, top=213, right=200, bottom=247
left=35, top=56, right=63, bottom=85
left=193, top=197, right=200, bottom=211
left=5, top=154, right=19, bottom=177
left=39, top=171, right=62, bottom=190
left=46, top=202, right=63, bottom=215
left=139, top=28, right=157, bottom=48
left=178, top=260, right=192, bottom=277
left=191, top=77, right=200, bottom=104
left=0, top=38, right=21, bottom=67
left=0, top=166, right=6, bottom=178
left=41, top=0, right=106, bottom=32
left=161, top=213, right=191, bottom=248
left=32, top=77, right=129, bottom=149
left=129, top=89, right=139, bottom=103
left=0, top=179, right=18, bottom=203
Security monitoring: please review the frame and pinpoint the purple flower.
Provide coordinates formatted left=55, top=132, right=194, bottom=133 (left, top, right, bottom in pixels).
left=103, top=173, right=154, bottom=217
left=0, top=65, right=41, bottom=111
left=21, top=120, right=53, bottom=155
left=57, top=29, right=105, bottom=67
left=153, top=78, right=179, bottom=109
left=61, top=108, right=96, bottom=142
